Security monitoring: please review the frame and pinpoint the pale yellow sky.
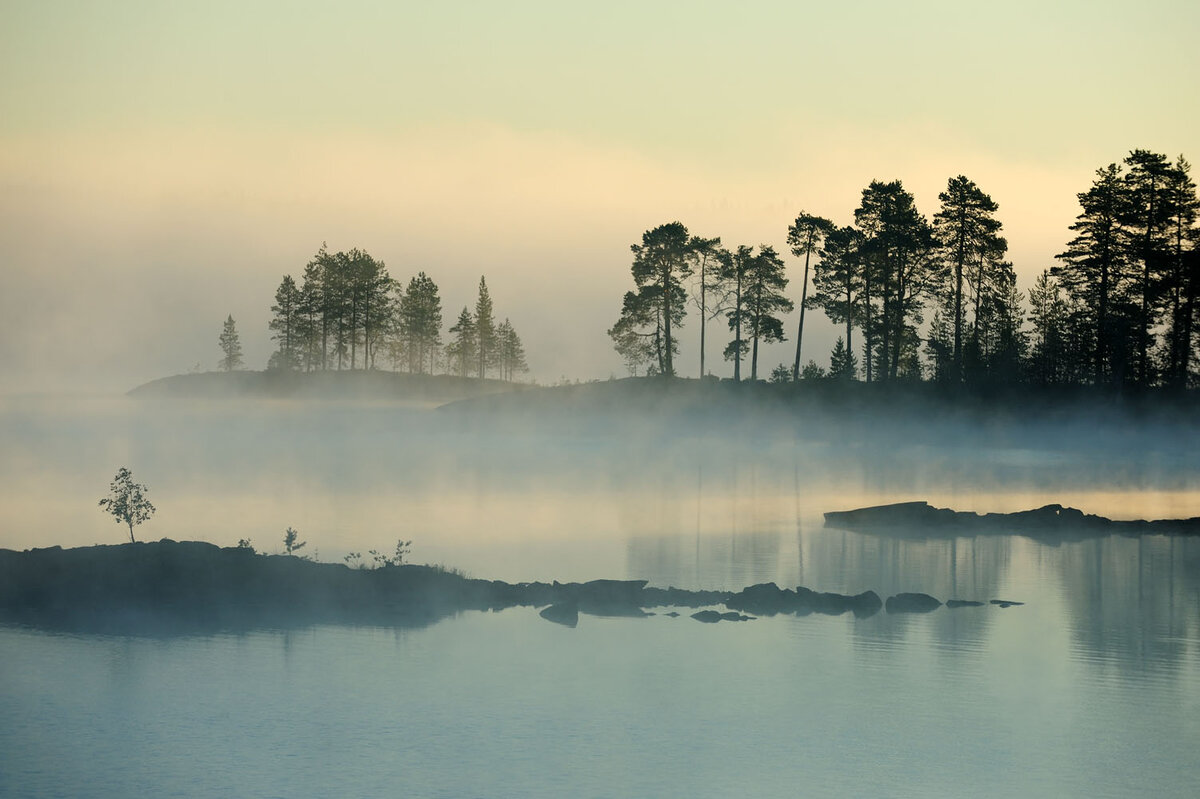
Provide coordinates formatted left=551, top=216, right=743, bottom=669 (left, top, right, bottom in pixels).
left=1, top=1, right=1197, bottom=389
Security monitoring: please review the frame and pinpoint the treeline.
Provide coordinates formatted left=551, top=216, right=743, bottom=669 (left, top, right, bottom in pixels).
left=609, top=149, right=1199, bottom=390
left=259, top=246, right=528, bottom=380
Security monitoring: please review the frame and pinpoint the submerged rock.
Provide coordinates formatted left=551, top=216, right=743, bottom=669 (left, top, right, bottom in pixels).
left=539, top=603, right=579, bottom=627
left=946, top=600, right=986, bottom=608
left=990, top=599, right=1024, bottom=608
left=723, top=582, right=881, bottom=618
left=550, top=578, right=651, bottom=617
left=690, top=610, right=752, bottom=623
left=885, top=593, right=943, bottom=613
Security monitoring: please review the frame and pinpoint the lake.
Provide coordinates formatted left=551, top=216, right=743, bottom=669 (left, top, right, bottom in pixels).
left=1, top=393, right=1198, bottom=796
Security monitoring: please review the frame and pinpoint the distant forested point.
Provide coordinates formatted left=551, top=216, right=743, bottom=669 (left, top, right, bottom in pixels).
left=611, top=150, right=1200, bottom=391
left=237, top=246, right=528, bottom=381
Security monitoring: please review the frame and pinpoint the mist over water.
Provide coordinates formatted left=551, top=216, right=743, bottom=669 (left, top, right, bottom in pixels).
left=2, top=388, right=1199, bottom=796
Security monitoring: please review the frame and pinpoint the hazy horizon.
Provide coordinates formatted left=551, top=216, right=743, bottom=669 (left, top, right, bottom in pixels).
left=3, top=1, right=1198, bottom=393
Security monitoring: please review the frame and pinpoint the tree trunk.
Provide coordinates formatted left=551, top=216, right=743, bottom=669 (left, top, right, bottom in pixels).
left=699, top=267, right=707, bottom=378
left=663, top=264, right=674, bottom=377
left=733, top=272, right=743, bottom=382
left=845, top=278, right=853, bottom=378
left=954, top=222, right=965, bottom=381
left=792, top=245, right=813, bottom=381
left=863, top=267, right=872, bottom=382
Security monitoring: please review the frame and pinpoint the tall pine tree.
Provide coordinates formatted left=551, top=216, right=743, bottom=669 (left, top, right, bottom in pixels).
left=787, top=212, right=834, bottom=380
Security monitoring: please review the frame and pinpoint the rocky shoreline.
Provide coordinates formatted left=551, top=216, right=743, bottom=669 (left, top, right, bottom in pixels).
left=0, top=540, right=1017, bottom=634
left=824, top=501, right=1200, bottom=539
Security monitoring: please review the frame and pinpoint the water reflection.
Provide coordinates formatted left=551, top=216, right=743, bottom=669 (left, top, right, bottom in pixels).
left=1045, top=535, right=1200, bottom=674
left=627, top=509, right=1200, bottom=678
left=4, top=395, right=1200, bottom=677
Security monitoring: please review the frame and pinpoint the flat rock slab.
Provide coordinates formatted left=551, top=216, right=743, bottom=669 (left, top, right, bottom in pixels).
left=824, top=501, right=1200, bottom=540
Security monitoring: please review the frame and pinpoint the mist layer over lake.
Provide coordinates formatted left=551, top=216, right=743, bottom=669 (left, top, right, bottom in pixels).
left=2, top=390, right=1199, bottom=796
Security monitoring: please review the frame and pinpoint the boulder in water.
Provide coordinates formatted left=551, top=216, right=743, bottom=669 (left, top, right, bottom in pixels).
left=539, top=603, right=578, bottom=627
left=885, top=593, right=942, bottom=613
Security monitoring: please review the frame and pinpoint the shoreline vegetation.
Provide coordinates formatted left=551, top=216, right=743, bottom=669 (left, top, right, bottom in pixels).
left=11, top=497, right=1199, bottom=636
left=129, top=369, right=1199, bottom=418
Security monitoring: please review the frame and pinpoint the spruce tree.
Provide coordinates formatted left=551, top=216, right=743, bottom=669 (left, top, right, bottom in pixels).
left=475, top=276, right=496, bottom=379
left=829, top=336, right=857, bottom=380
left=218, top=315, right=244, bottom=372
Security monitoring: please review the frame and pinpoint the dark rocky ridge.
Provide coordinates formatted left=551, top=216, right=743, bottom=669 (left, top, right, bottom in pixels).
left=824, top=501, right=1200, bottom=540
left=0, top=541, right=1011, bottom=635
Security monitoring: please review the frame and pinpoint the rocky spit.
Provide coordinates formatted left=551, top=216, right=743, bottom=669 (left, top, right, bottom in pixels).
left=0, top=540, right=1020, bottom=634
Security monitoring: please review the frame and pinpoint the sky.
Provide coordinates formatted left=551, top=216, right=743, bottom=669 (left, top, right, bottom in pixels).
left=2, top=0, right=1198, bottom=391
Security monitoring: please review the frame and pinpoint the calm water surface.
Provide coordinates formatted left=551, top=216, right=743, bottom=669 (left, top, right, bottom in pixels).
left=2, top=396, right=1199, bottom=796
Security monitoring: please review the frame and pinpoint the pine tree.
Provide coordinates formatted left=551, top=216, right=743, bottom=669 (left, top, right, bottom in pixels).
left=447, top=306, right=477, bottom=378
left=397, top=272, right=443, bottom=374
left=628, top=223, right=693, bottom=377
left=742, top=245, right=793, bottom=381
left=1054, top=163, right=1133, bottom=385
left=687, top=235, right=727, bottom=377
left=932, top=176, right=1004, bottom=380
left=608, top=287, right=663, bottom=376
left=1121, top=150, right=1176, bottom=386
left=297, top=247, right=330, bottom=371
left=854, top=180, right=938, bottom=381
left=496, top=318, right=529, bottom=381
left=720, top=245, right=754, bottom=381
left=1161, top=156, right=1199, bottom=386
left=218, top=315, right=244, bottom=371
left=787, top=212, right=834, bottom=380
left=807, top=225, right=863, bottom=377
left=268, top=275, right=302, bottom=371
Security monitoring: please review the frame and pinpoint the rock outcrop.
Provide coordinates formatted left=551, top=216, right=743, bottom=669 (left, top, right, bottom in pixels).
left=824, top=501, right=1200, bottom=540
